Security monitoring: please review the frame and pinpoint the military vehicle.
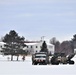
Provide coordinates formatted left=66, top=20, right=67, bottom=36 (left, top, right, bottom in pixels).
left=32, top=52, right=76, bottom=65
left=50, top=52, right=76, bottom=65
left=32, top=52, right=49, bottom=65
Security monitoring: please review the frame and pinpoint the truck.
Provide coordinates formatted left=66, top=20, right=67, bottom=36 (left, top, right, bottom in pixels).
left=32, top=52, right=49, bottom=65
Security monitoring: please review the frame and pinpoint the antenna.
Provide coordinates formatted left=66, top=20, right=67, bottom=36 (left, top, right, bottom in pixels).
left=41, top=36, right=45, bottom=41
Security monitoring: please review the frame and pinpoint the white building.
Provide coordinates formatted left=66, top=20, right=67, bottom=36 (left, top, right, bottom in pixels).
left=0, top=42, right=6, bottom=50
left=0, top=42, right=6, bottom=54
left=24, top=41, right=54, bottom=55
left=0, top=41, right=55, bottom=55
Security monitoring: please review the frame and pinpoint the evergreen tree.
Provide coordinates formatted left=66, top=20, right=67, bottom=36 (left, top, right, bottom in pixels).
left=72, top=34, right=76, bottom=41
left=40, top=41, right=48, bottom=53
left=2, top=30, right=26, bottom=61
left=72, top=34, right=76, bottom=51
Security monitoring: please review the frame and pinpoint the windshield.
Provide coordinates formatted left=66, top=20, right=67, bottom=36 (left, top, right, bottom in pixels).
left=35, top=56, right=46, bottom=58
left=35, top=54, right=46, bottom=58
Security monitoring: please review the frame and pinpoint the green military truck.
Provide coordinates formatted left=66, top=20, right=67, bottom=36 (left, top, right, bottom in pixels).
left=32, top=52, right=49, bottom=65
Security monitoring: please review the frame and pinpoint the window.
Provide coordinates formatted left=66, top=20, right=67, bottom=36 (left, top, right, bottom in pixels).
left=31, top=46, right=32, bottom=48
left=27, top=46, right=28, bottom=48
left=0, top=46, right=2, bottom=48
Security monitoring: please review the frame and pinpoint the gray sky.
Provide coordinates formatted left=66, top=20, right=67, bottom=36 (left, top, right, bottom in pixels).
left=0, top=0, right=76, bottom=42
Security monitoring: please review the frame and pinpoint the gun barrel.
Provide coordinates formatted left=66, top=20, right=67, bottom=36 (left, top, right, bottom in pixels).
left=67, top=53, right=75, bottom=60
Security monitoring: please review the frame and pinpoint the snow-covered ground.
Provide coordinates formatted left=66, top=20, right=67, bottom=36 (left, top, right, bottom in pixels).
left=0, top=55, right=76, bottom=75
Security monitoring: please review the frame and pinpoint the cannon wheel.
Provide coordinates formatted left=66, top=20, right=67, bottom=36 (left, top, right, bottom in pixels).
left=69, top=60, right=74, bottom=64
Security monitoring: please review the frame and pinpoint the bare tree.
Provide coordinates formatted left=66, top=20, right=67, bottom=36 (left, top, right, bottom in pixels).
left=50, top=37, right=57, bottom=45
left=55, top=41, right=61, bottom=53
left=60, top=41, right=73, bottom=55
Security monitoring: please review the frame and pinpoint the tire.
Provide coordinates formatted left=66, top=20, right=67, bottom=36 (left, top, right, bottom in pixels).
left=69, top=60, right=74, bottom=65
left=43, top=63, right=47, bottom=65
left=51, top=57, right=55, bottom=65
left=55, top=62, right=59, bottom=65
left=51, top=57, right=59, bottom=65
left=33, top=62, right=37, bottom=65
left=51, top=60, right=59, bottom=65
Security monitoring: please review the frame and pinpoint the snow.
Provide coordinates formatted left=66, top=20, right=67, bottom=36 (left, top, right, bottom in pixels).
left=0, top=55, right=76, bottom=75
left=24, top=43, right=38, bottom=45
left=0, top=42, right=6, bottom=45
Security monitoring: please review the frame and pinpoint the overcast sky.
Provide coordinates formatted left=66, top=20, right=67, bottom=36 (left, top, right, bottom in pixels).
left=0, top=0, right=76, bottom=42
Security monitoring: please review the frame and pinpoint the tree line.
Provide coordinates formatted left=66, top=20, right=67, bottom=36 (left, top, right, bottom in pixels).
left=50, top=35, right=76, bottom=55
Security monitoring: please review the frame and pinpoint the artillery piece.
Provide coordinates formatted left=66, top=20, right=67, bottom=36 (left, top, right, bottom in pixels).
left=50, top=52, right=76, bottom=65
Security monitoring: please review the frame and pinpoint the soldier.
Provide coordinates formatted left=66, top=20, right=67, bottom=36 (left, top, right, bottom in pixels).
left=7, top=57, right=10, bottom=61
left=22, top=55, right=25, bottom=61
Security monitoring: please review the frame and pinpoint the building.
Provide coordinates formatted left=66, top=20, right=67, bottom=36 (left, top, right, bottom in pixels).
left=24, top=41, right=54, bottom=55
left=0, top=42, right=6, bottom=54
left=0, top=42, right=6, bottom=50
left=0, top=41, right=55, bottom=55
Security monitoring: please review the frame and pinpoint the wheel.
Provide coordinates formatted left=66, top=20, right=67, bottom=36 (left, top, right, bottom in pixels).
left=34, top=63, right=37, bottom=65
left=51, top=57, right=59, bottom=65
left=69, top=60, right=74, bottom=65
left=51, top=60, right=59, bottom=65
left=55, top=62, right=59, bottom=65
left=32, top=62, right=37, bottom=65
left=51, top=57, right=55, bottom=65
left=43, top=63, right=47, bottom=65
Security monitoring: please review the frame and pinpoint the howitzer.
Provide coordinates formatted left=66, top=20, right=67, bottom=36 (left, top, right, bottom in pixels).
left=67, top=53, right=76, bottom=61
left=50, top=52, right=76, bottom=65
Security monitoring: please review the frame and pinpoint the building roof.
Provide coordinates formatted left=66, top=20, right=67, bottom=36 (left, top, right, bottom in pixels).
left=0, top=42, right=6, bottom=45
left=24, top=43, right=38, bottom=45
left=24, top=41, right=54, bottom=46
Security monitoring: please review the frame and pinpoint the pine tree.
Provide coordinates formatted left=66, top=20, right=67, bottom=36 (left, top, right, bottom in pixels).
left=72, top=34, right=76, bottom=41
left=40, top=41, right=48, bottom=53
left=2, top=30, right=26, bottom=61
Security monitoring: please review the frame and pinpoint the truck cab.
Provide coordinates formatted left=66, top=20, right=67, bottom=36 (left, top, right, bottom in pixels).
left=32, top=52, right=49, bottom=65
